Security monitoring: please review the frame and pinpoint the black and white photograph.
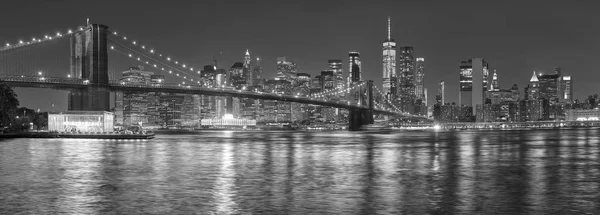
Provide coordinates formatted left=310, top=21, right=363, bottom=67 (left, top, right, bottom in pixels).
left=1, top=0, right=599, bottom=214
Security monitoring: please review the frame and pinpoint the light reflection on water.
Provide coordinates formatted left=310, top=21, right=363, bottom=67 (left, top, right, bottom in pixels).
left=1, top=128, right=599, bottom=214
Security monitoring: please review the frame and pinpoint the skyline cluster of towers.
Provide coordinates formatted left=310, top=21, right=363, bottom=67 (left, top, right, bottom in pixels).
left=382, top=17, right=426, bottom=115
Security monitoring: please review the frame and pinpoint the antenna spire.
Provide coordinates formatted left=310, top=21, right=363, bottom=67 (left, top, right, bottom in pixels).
left=387, top=16, right=391, bottom=40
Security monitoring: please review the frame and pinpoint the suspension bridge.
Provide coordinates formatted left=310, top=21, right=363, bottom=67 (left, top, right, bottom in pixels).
left=0, top=22, right=428, bottom=130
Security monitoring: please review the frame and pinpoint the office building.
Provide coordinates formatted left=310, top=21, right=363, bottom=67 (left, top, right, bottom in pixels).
left=243, top=50, right=253, bottom=86
left=415, top=58, right=425, bottom=100
left=328, top=59, right=343, bottom=89
left=458, top=58, right=489, bottom=117
left=398, top=46, right=416, bottom=112
left=276, top=57, right=298, bottom=83
left=382, top=16, right=396, bottom=96
left=349, top=51, right=361, bottom=83
left=560, top=76, right=573, bottom=103
left=436, top=80, right=445, bottom=105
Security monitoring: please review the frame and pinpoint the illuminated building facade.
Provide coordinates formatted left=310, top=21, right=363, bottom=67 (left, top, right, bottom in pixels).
left=459, top=58, right=489, bottom=118
left=398, top=46, right=416, bottom=112
left=415, top=58, right=425, bottom=101
left=253, top=57, right=263, bottom=86
left=382, top=16, right=396, bottom=97
left=117, top=66, right=154, bottom=126
left=200, top=114, right=257, bottom=129
left=48, top=111, right=114, bottom=132
left=560, top=76, right=573, bottom=103
left=436, top=80, right=445, bottom=105
left=229, top=62, right=245, bottom=89
left=566, top=109, right=600, bottom=121
left=276, top=57, right=298, bottom=83
left=243, top=50, right=253, bottom=86
left=349, top=51, right=361, bottom=84
left=328, top=59, right=343, bottom=89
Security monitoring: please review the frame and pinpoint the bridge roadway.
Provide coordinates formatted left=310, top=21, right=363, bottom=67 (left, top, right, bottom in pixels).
left=0, top=75, right=411, bottom=117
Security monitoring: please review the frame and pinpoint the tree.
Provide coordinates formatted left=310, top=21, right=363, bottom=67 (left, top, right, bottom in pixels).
left=0, top=82, right=19, bottom=129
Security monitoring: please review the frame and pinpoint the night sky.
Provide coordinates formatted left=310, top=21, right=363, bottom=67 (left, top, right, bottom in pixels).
left=2, top=0, right=600, bottom=111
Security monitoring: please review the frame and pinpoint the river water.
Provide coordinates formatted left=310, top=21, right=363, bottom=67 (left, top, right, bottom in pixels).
left=1, top=128, right=599, bottom=214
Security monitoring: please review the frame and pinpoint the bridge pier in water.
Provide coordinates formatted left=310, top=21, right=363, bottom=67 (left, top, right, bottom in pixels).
left=68, top=24, right=111, bottom=111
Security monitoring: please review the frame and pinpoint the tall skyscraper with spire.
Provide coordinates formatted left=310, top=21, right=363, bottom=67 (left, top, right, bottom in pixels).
left=243, top=49, right=253, bottom=86
left=382, top=16, right=396, bottom=97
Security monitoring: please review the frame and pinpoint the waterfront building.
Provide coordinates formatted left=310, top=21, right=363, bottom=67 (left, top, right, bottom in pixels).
left=437, top=102, right=460, bottom=122
left=349, top=51, right=361, bottom=84
left=398, top=46, right=416, bottom=112
left=159, top=94, right=185, bottom=127
left=328, top=59, right=343, bottom=90
left=566, top=109, right=600, bottom=121
left=459, top=58, right=489, bottom=118
left=116, top=66, right=154, bottom=126
left=382, top=16, right=396, bottom=97
left=48, top=111, right=114, bottom=132
left=200, top=114, right=257, bottom=129
left=262, top=79, right=292, bottom=122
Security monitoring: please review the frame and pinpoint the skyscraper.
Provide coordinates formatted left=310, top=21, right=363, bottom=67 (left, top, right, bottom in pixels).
left=243, top=49, right=253, bottom=86
left=490, top=70, right=499, bottom=91
left=328, top=59, right=343, bottom=89
left=436, top=80, right=445, bottom=105
left=398, top=46, right=415, bottom=111
left=349, top=51, right=361, bottom=84
left=459, top=58, right=489, bottom=116
left=253, top=57, right=263, bottom=86
left=276, top=57, right=297, bottom=81
left=526, top=71, right=540, bottom=100
left=382, top=16, right=396, bottom=97
left=415, top=58, right=425, bottom=100
left=560, top=76, right=573, bottom=103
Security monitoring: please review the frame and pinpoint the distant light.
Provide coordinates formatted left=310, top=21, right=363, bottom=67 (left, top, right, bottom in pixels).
left=142, top=46, right=145, bottom=49
left=38, top=71, right=42, bottom=75
left=123, top=37, right=127, bottom=40
left=67, top=74, right=71, bottom=78
left=167, top=57, right=171, bottom=61
left=19, top=40, right=23, bottom=44
left=110, top=46, right=114, bottom=49
left=150, top=49, right=154, bottom=53
left=175, top=61, right=178, bottom=64
left=5, top=43, right=9, bottom=47
left=128, top=54, right=132, bottom=57
left=133, top=41, right=136, bottom=45
left=67, top=29, right=72, bottom=34
left=113, top=32, right=118, bottom=35
left=183, top=64, right=186, bottom=68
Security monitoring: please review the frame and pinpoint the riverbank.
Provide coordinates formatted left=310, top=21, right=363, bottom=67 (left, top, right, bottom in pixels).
left=0, top=131, right=154, bottom=139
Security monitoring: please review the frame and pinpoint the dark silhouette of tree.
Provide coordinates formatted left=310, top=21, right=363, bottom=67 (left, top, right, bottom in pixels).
left=0, top=82, right=19, bottom=129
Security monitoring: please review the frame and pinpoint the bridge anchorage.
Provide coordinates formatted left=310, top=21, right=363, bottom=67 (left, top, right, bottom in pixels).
left=0, top=22, right=427, bottom=131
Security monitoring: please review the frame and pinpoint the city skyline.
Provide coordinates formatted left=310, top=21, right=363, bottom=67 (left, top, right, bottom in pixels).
left=3, top=0, right=600, bottom=110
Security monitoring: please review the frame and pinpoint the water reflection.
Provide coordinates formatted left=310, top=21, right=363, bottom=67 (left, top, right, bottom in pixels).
left=1, top=128, right=599, bottom=214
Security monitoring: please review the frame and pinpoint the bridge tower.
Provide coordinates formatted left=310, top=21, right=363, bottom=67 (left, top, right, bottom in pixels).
left=348, top=80, right=374, bottom=130
left=68, top=24, right=111, bottom=111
